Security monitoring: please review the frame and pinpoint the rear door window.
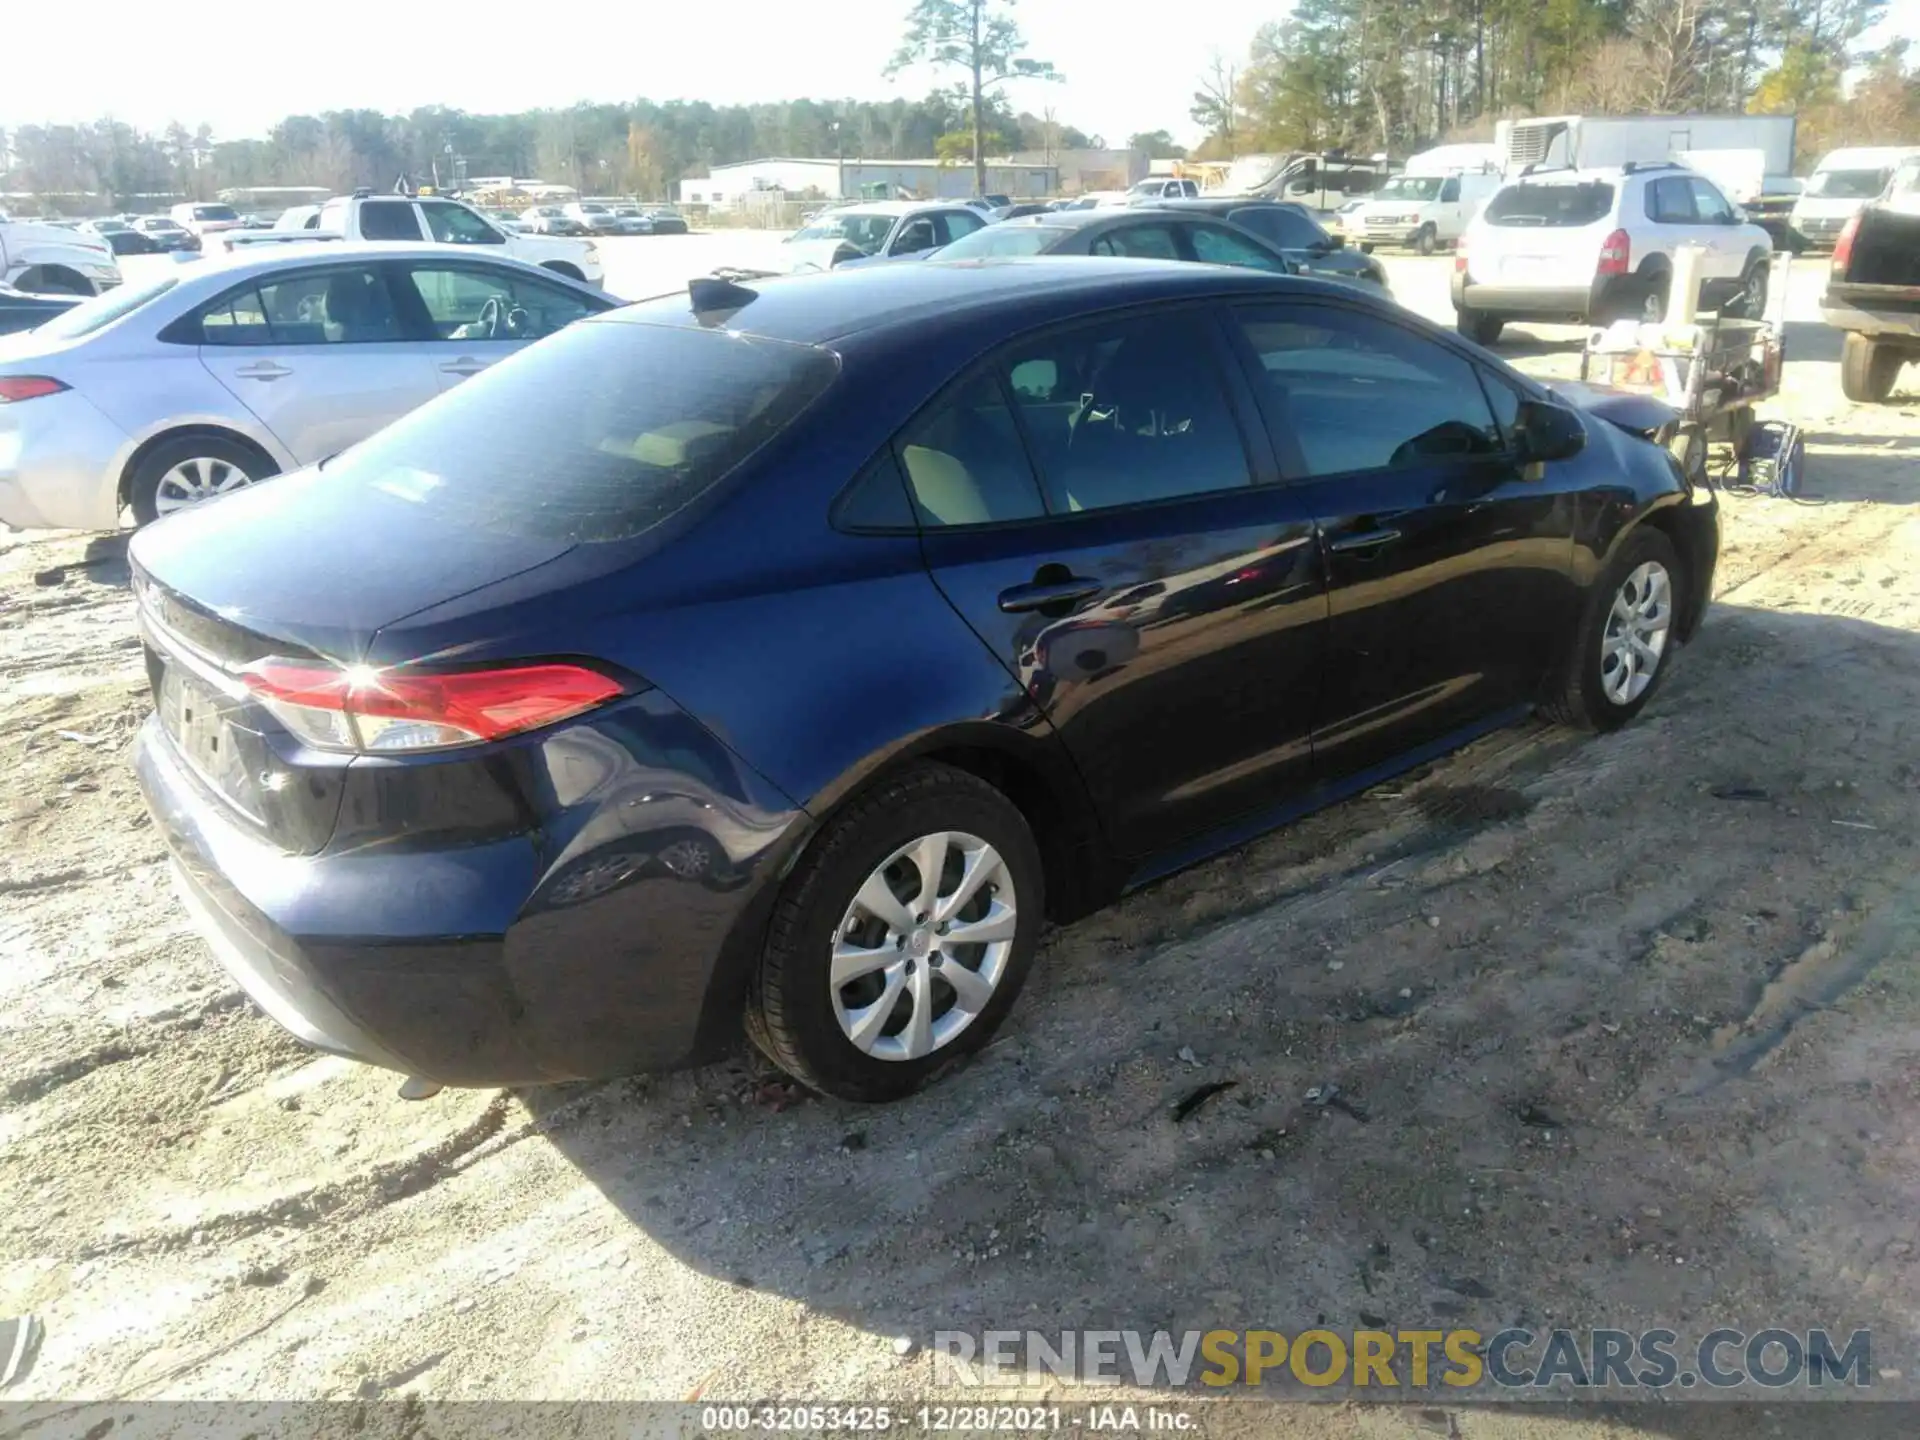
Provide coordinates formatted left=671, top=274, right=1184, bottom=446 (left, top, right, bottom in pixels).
left=1231, top=206, right=1327, bottom=250
left=997, top=311, right=1253, bottom=513
left=358, top=200, right=425, bottom=241
left=1089, top=223, right=1181, bottom=259
left=311, top=322, right=839, bottom=543
left=1646, top=177, right=1697, bottom=224
left=1483, top=182, right=1615, bottom=226
left=1186, top=224, right=1289, bottom=272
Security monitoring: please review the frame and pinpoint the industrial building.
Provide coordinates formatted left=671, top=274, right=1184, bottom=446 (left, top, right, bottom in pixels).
left=677, top=157, right=1060, bottom=207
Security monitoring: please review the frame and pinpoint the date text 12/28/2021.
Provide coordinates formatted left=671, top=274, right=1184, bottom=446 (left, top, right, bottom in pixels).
left=699, top=1404, right=1195, bottom=1431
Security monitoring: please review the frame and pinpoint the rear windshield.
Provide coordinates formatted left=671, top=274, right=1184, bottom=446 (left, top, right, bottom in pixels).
left=193, top=205, right=239, bottom=221
left=315, top=321, right=839, bottom=544
left=1483, top=181, right=1615, bottom=227
left=937, top=224, right=1063, bottom=258
left=1806, top=168, right=1890, bottom=199
left=33, top=274, right=179, bottom=340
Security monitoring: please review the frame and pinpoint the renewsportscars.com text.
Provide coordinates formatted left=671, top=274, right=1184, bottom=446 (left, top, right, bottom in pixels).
left=933, top=1327, right=1873, bottom=1390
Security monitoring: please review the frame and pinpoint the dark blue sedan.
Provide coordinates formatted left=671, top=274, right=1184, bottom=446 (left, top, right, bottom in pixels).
left=129, top=259, right=1717, bottom=1102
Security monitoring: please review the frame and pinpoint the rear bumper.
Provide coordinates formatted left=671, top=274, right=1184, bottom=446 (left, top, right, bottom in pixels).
left=1822, top=292, right=1920, bottom=342
left=1453, top=272, right=1623, bottom=323
left=133, top=695, right=810, bottom=1086
left=0, top=388, right=130, bottom=532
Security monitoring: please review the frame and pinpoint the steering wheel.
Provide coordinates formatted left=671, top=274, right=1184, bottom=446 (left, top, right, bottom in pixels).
left=477, top=295, right=504, bottom=338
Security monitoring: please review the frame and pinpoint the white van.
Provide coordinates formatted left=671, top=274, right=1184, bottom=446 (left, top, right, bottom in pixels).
left=1349, top=156, right=1501, bottom=255
left=1791, top=146, right=1920, bottom=247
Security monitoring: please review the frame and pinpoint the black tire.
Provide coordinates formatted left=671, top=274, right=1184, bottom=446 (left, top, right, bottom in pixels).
left=748, top=763, right=1045, bottom=1103
left=541, top=261, right=585, bottom=282
left=1728, top=256, right=1768, bottom=319
left=1456, top=309, right=1504, bottom=346
left=127, top=433, right=277, bottom=527
left=1542, top=527, right=1683, bottom=732
left=1841, top=332, right=1905, bottom=404
left=1414, top=225, right=1437, bottom=257
left=1358, top=242, right=1375, bottom=255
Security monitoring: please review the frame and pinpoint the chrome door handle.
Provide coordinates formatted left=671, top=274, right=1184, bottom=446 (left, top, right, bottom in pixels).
left=1328, top=527, right=1402, bottom=554
left=998, top=577, right=1102, bottom=613
left=235, top=361, right=292, bottom=381
left=439, top=357, right=489, bottom=376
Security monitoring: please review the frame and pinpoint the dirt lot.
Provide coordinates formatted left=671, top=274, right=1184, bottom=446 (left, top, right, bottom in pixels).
left=4, top=253, right=1920, bottom=1436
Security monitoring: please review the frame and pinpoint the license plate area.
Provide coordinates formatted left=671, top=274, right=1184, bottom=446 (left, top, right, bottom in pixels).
left=155, top=655, right=266, bottom=823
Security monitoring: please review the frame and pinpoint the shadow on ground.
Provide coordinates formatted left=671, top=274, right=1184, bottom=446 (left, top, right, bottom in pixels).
left=519, top=595, right=1920, bottom=1411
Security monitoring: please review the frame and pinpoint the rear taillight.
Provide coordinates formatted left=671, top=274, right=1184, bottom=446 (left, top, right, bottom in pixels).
left=1453, top=237, right=1469, bottom=274
left=1832, top=213, right=1861, bottom=277
left=1597, top=228, right=1631, bottom=277
left=241, top=659, right=624, bottom=754
left=0, top=376, right=69, bottom=403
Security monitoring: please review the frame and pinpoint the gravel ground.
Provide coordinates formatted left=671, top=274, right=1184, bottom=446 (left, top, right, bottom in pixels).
left=3, top=248, right=1920, bottom=1439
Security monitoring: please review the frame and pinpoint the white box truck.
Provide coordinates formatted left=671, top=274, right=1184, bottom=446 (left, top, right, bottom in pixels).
left=1791, top=145, right=1920, bottom=248
left=1346, top=143, right=1502, bottom=254
left=1496, top=114, right=1796, bottom=183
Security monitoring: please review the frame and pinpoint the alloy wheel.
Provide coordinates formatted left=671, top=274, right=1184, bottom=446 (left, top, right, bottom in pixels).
left=153, top=456, right=256, bottom=515
left=829, top=830, right=1018, bottom=1062
left=1600, top=560, right=1672, bottom=705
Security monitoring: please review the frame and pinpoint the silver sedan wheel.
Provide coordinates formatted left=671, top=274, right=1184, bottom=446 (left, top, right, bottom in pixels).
left=829, top=830, right=1018, bottom=1063
left=1600, top=560, right=1672, bottom=705
left=153, top=457, right=256, bottom=516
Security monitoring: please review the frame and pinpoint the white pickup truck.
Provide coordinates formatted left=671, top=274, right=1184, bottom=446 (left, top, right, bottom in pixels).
left=0, top=212, right=123, bottom=295
left=213, top=193, right=605, bottom=288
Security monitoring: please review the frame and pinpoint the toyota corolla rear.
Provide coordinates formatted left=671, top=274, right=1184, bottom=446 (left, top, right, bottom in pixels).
left=130, top=316, right=838, bottom=1085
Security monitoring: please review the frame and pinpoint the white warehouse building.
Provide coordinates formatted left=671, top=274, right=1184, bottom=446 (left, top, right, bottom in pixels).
left=677, top=157, right=1059, bottom=207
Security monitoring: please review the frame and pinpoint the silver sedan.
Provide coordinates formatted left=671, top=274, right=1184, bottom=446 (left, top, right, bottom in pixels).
left=0, top=241, right=614, bottom=530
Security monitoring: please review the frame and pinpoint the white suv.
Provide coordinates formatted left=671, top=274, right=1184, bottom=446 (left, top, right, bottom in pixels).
left=1452, top=163, right=1773, bottom=345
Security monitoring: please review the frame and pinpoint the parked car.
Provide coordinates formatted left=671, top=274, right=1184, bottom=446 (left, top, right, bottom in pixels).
left=0, top=281, right=82, bottom=336
left=521, top=205, right=590, bottom=237
left=0, top=243, right=615, bottom=531
left=901, top=208, right=1299, bottom=280
left=130, top=216, right=200, bottom=252
left=968, top=193, right=1014, bottom=210
left=0, top=213, right=123, bottom=295
left=645, top=207, right=689, bottom=235
left=170, top=202, right=245, bottom=236
left=272, top=206, right=324, bottom=233
left=1346, top=167, right=1501, bottom=254
left=82, top=219, right=163, bottom=256
left=1822, top=155, right=1920, bottom=402
left=608, top=206, right=653, bottom=235
left=759, top=201, right=990, bottom=272
left=563, top=201, right=624, bottom=235
left=989, top=202, right=1055, bottom=222
left=259, top=195, right=603, bottom=288
left=1144, top=198, right=1391, bottom=289
left=123, top=259, right=1718, bottom=1100
left=1453, top=162, right=1773, bottom=344
left=1125, top=177, right=1202, bottom=202
left=1792, top=146, right=1920, bottom=249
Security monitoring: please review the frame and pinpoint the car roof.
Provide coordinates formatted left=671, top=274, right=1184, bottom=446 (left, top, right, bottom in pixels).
left=608, top=256, right=1347, bottom=347
left=1145, top=197, right=1308, bottom=213
left=816, top=200, right=967, bottom=217
left=178, top=240, right=579, bottom=283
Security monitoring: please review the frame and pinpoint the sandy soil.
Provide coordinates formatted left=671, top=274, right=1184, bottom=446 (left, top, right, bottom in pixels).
left=3, top=253, right=1920, bottom=1438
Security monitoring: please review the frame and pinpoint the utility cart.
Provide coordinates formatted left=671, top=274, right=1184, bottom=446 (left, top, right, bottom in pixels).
left=1579, top=251, right=1804, bottom=495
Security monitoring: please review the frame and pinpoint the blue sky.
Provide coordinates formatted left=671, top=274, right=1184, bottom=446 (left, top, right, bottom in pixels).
left=10, top=0, right=1920, bottom=150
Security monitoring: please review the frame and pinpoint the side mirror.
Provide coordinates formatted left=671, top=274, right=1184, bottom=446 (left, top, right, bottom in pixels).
left=1514, top=399, right=1586, bottom=463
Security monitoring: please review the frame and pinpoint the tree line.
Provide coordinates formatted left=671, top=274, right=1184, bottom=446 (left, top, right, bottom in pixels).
left=1193, top=0, right=1920, bottom=168
left=0, top=95, right=1117, bottom=212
